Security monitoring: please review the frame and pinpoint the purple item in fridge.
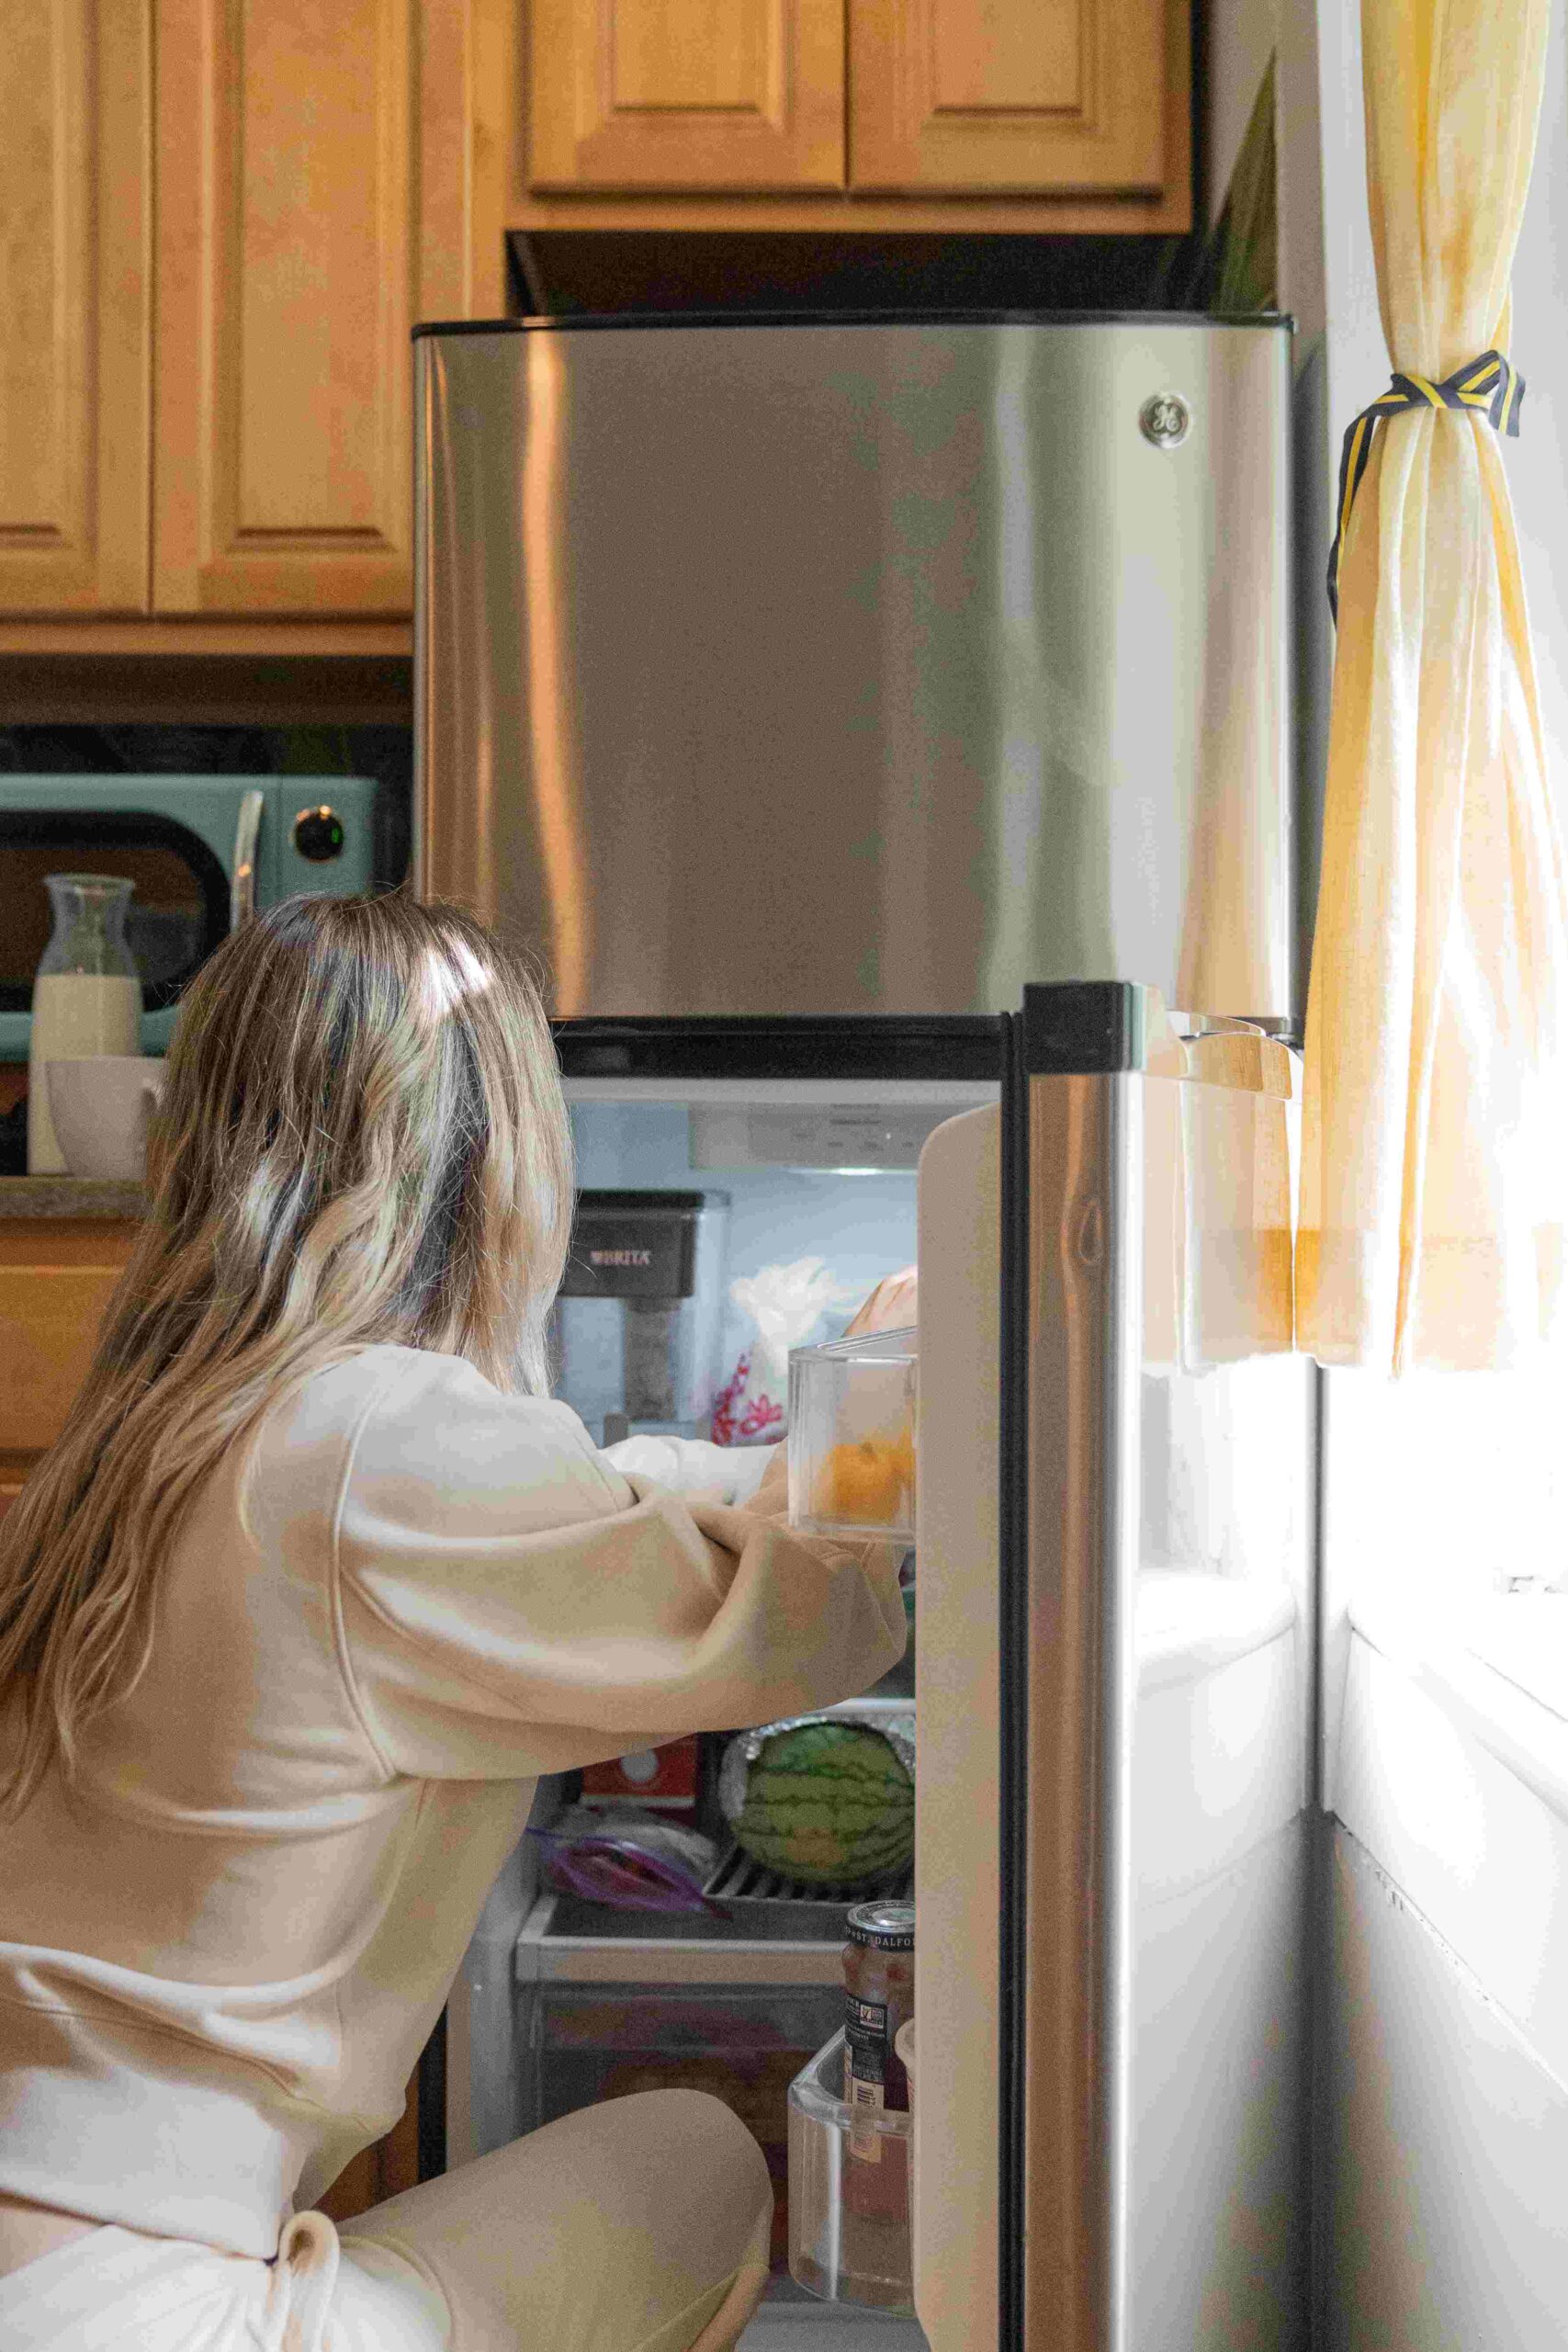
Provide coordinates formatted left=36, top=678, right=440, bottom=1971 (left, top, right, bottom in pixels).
left=528, top=1812, right=718, bottom=1914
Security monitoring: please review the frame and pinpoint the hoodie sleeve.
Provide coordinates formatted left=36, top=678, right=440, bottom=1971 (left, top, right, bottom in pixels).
left=333, top=1352, right=906, bottom=1781
left=597, top=1432, right=778, bottom=1504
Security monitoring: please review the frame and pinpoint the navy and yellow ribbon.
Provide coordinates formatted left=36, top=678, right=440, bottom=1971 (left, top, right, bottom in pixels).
left=1326, top=349, right=1525, bottom=622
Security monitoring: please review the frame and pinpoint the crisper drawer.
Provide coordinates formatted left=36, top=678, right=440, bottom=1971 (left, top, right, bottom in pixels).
left=519, top=1981, right=843, bottom=2278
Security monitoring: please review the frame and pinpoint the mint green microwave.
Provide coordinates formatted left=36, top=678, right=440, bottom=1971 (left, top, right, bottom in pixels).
left=0, top=776, right=386, bottom=1058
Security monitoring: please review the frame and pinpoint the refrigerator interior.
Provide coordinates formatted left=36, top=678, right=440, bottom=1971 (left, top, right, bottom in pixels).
left=446, top=1066, right=992, bottom=2341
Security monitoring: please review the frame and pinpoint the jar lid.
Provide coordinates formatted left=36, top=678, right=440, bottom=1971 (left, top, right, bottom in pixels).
left=846, top=1900, right=915, bottom=1951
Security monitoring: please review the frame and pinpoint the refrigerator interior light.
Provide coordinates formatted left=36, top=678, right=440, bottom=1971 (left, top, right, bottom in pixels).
left=690, top=1103, right=952, bottom=1173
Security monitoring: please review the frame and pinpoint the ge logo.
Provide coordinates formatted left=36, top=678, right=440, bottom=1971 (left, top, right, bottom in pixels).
left=1139, top=393, right=1191, bottom=448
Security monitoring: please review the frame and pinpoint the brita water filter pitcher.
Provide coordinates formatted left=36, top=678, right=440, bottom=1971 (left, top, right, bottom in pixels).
left=549, top=1191, right=730, bottom=1444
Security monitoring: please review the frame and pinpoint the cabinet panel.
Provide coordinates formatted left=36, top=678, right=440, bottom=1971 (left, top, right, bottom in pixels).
left=0, top=1224, right=136, bottom=1454
left=153, top=0, right=419, bottom=615
left=530, top=0, right=844, bottom=191
left=850, top=0, right=1179, bottom=196
left=0, top=0, right=151, bottom=614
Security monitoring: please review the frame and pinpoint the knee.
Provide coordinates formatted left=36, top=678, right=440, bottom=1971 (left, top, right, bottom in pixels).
left=611, top=2089, right=773, bottom=2256
left=620, top=2088, right=771, bottom=2204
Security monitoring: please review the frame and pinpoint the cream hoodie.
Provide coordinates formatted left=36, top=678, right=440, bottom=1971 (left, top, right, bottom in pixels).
left=0, top=1345, right=906, bottom=2257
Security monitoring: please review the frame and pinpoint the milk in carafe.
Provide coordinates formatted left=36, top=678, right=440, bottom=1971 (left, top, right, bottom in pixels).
left=28, top=876, right=143, bottom=1175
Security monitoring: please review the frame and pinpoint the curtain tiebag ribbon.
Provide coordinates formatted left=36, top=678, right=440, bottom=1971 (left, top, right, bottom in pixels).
left=1326, top=349, right=1525, bottom=621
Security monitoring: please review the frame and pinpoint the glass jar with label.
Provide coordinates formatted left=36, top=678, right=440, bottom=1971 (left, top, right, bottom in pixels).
left=841, top=1901, right=913, bottom=2227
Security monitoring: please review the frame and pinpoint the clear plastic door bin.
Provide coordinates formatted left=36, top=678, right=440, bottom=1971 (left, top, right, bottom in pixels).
left=786, top=2030, right=913, bottom=2313
left=786, top=1329, right=917, bottom=1544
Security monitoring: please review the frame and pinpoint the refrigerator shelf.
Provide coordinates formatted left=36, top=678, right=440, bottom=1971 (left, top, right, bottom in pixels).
left=702, top=1843, right=914, bottom=1940
left=516, top=1891, right=846, bottom=1986
left=516, top=1835, right=913, bottom=1982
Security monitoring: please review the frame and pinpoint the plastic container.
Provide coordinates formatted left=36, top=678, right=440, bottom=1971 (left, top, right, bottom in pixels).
left=787, top=2030, right=913, bottom=2313
left=786, top=1328, right=918, bottom=1544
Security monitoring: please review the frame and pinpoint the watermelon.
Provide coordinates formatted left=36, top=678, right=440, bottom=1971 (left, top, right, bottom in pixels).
left=729, top=1719, right=914, bottom=1887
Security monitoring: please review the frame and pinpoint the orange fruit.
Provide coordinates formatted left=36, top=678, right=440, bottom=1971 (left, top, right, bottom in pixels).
left=817, top=1422, right=915, bottom=1524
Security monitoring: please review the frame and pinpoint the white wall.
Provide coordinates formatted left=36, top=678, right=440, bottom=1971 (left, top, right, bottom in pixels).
left=1327, top=1825, right=1568, bottom=2352
left=1206, top=0, right=1278, bottom=217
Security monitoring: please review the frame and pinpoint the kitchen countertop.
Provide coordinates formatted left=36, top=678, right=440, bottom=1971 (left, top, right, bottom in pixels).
left=0, top=1176, right=145, bottom=1219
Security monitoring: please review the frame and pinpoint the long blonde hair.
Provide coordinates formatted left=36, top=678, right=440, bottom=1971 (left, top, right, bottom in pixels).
left=0, top=892, right=572, bottom=1819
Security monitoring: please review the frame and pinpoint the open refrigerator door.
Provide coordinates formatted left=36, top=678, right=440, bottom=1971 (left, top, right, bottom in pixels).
left=914, top=982, right=1313, bottom=2352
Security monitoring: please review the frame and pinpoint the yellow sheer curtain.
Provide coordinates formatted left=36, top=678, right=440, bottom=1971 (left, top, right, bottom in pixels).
left=1297, top=0, right=1568, bottom=1372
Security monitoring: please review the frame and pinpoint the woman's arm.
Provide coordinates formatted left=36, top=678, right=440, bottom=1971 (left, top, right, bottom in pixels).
left=332, top=1353, right=903, bottom=1782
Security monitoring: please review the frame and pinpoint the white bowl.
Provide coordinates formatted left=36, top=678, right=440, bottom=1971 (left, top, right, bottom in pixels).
left=47, top=1057, right=164, bottom=1180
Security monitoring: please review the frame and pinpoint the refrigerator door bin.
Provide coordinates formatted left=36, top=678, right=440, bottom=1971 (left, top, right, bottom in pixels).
left=521, top=1978, right=843, bottom=2280
left=788, top=1329, right=918, bottom=1543
left=787, top=2030, right=914, bottom=2314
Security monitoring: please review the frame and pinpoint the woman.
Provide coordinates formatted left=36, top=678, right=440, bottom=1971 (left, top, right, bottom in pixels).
left=0, top=895, right=908, bottom=2352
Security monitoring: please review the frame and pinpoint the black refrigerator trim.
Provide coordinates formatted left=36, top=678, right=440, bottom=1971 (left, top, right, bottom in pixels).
left=415, top=311, right=1297, bottom=340
left=416, top=2008, right=447, bottom=2183
left=552, top=1013, right=1004, bottom=1084
left=998, top=1004, right=1032, bottom=2348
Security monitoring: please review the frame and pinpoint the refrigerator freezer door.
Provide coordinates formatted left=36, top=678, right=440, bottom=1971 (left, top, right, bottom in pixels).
left=414, top=317, right=1296, bottom=1026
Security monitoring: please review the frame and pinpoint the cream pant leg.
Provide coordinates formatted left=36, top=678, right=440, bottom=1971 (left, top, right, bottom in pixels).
left=336, top=2087, right=775, bottom=2352
left=0, top=2089, right=773, bottom=2352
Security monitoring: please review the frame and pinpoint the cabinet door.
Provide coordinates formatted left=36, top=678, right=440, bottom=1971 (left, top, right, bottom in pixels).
left=0, top=0, right=152, bottom=614
left=0, top=1223, right=137, bottom=1454
left=529, top=0, right=844, bottom=191
left=850, top=0, right=1179, bottom=196
left=153, top=0, right=422, bottom=616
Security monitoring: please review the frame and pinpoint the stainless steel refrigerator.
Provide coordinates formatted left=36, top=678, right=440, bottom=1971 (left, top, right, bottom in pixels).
left=413, top=314, right=1314, bottom=2351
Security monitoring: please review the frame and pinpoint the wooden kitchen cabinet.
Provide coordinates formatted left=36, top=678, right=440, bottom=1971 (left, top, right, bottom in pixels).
left=521, top=0, right=1190, bottom=227
left=850, top=0, right=1172, bottom=197
left=528, top=0, right=845, bottom=192
left=0, top=0, right=152, bottom=616
left=0, top=1219, right=139, bottom=1470
left=0, top=0, right=506, bottom=643
left=154, top=0, right=425, bottom=616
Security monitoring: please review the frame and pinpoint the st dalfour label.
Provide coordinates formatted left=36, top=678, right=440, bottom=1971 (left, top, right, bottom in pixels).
left=845, top=1996, right=889, bottom=2163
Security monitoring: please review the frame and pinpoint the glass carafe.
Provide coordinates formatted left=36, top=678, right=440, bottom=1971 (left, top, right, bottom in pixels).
left=28, top=875, right=143, bottom=1176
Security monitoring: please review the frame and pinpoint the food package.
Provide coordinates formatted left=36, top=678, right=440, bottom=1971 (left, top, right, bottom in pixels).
left=528, top=1805, right=718, bottom=1912
left=711, top=1258, right=862, bottom=1446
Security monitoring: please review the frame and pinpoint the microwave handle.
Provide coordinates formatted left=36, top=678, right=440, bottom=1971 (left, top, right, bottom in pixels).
left=231, top=790, right=265, bottom=931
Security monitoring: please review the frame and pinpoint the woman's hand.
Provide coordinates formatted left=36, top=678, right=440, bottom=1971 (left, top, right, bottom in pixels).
left=844, top=1266, right=918, bottom=1338
left=746, top=1444, right=789, bottom=1520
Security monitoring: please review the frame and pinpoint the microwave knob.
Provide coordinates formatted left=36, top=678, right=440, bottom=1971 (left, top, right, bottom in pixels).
left=293, top=805, right=345, bottom=863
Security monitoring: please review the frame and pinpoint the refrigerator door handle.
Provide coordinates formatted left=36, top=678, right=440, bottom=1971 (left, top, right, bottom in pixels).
left=231, top=789, right=265, bottom=932
left=1004, top=1051, right=1142, bottom=2352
